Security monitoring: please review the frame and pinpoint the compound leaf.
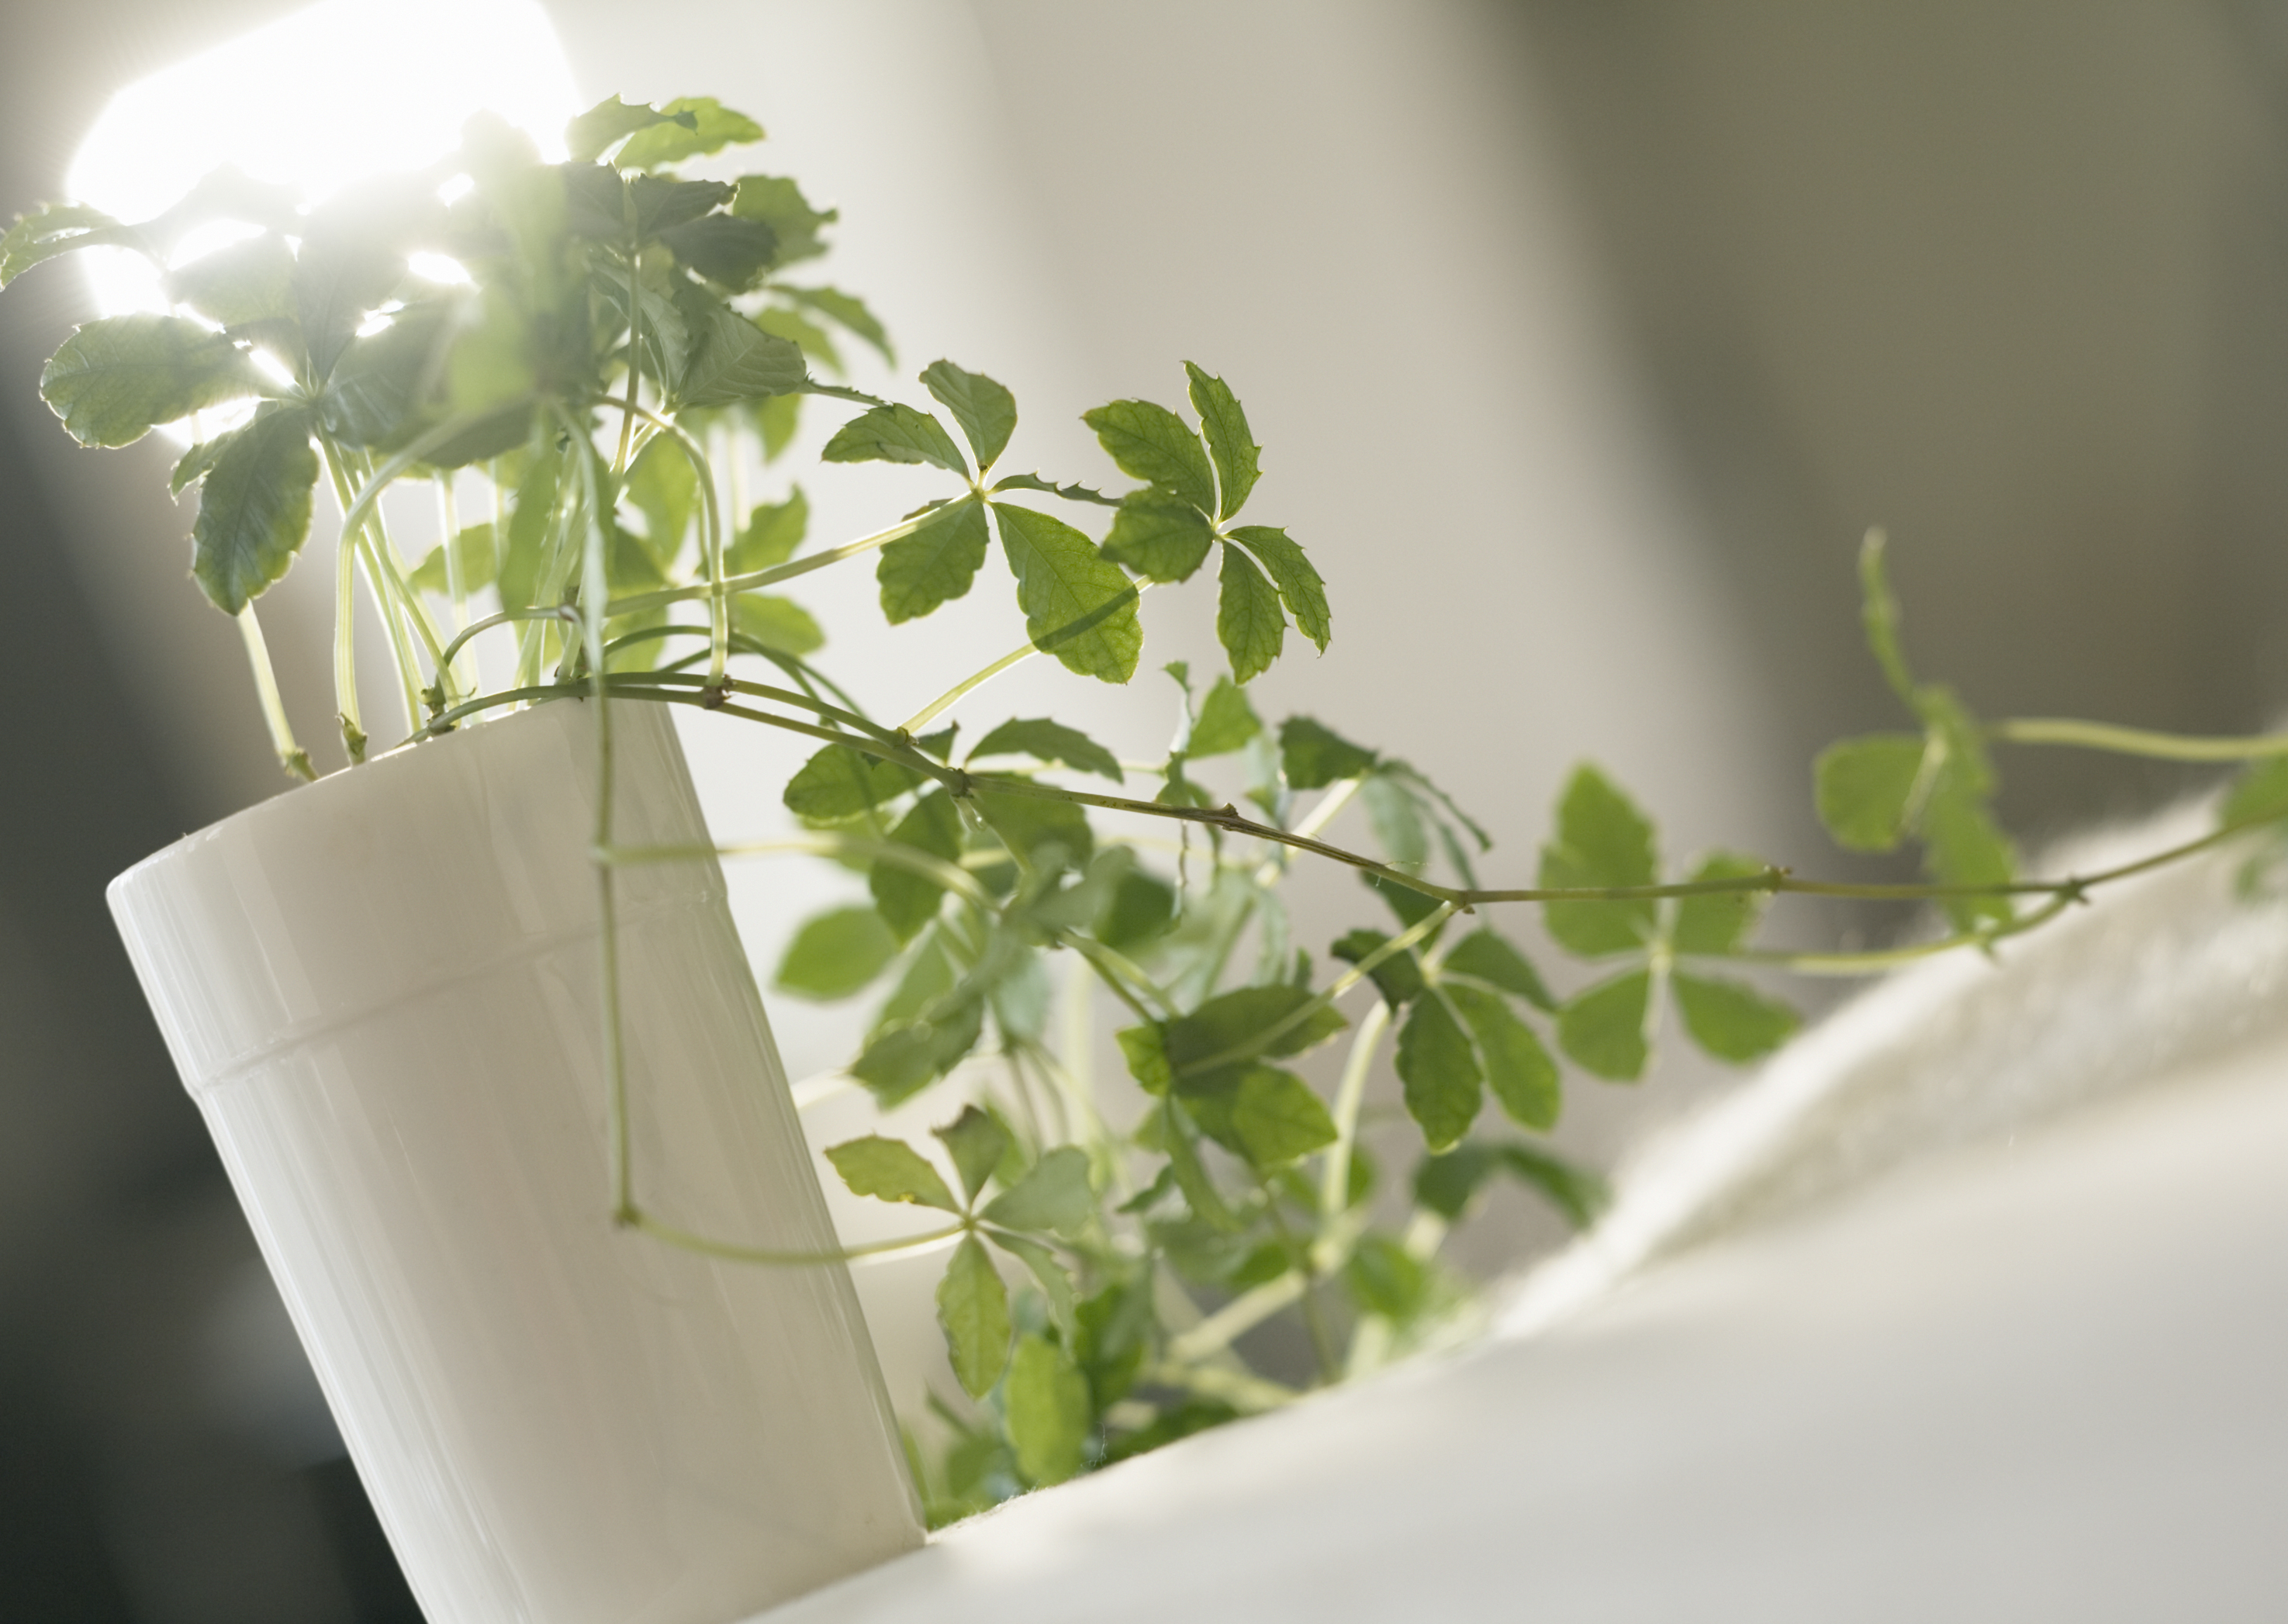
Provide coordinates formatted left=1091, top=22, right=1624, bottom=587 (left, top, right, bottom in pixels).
left=969, top=718, right=1122, bottom=782
left=1395, top=992, right=1482, bottom=1152
left=1440, top=928, right=1554, bottom=1011
left=1188, top=676, right=1261, bottom=758
left=1280, top=716, right=1377, bottom=789
left=1557, top=969, right=1653, bottom=1081
left=782, top=743, right=924, bottom=822
left=824, top=402, right=966, bottom=474
left=931, top=1105, right=1011, bottom=1204
left=1004, top=1332, right=1090, bottom=1486
left=1227, top=526, right=1329, bottom=654
left=776, top=907, right=900, bottom=1000
left=1671, top=972, right=1799, bottom=1063
left=982, top=1146, right=1094, bottom=1235
left=1444, top=982, right=1560, bottom=1131
left=1540, top=765, right=1658, bottom=957
left=188, top=403, right=319, bottom=614
left=40, top=315, right=261, bottom=447
left=612, top=96, right=763, bottom=170
left=1814, top=733, right=1925, bottom=854
left=1216, top=544, right=1285, bottom=684
left=878, top=496, right=990, bottom=624
left=1671, top=852, right=1775, bottom=956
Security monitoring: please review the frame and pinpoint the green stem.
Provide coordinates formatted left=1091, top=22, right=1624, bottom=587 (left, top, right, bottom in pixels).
left=602, top=506, right=942, bottom=620
left=627, top=1209, right=967, bottom=1266
left=898, top=582, right=1161, bottom=736
left=1992, top=717, right=2288, bottom=762
left=236, top=605, right=314, bottom=782
left=1319, top=999, right=1393, bottom=1221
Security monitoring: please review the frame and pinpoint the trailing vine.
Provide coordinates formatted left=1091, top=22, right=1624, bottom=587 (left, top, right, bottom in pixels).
left=10, top=93, right=2288, bottom=1525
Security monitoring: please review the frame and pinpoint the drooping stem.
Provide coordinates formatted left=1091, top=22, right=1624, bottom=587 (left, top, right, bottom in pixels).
left=1992, top=716, right=2288, bottom=762
left=236, top=605, right=314, bottom=782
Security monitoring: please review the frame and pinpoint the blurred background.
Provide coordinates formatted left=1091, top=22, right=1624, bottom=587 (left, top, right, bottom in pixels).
left=7, top=2, right=2288, bottom=1616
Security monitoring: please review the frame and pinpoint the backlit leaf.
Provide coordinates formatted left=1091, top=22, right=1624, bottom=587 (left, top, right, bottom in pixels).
left=731, top=593, right=822, bottom=655
left=1231, top=1066, right=1337, bottom=1169
left=1216, top=544, right=1285, bottom=684
left=188, top=403, right=318, bottom=614
left=1540, top=765, right=1658, bottom=957
left=776, top=285, right=891, bottom=363
left=969, top=718, right=1122, bottom=782
left=613, top=97, right=764, bottom=170
left=1439, top=928, right=1554, bottom=1011
left=410, top=523, right=499, bottom=596
left=1814, top=733, right=1925, bottom=853
left=938, top=1235, right=1012, bottom=1398
left=1188, top=676, right=1261, bottom=757
left=1101, top=491, right=1215, bottom=582
left=1004, top=1333, right=1090, bottom=1486
left=782, top=742, right=924, bottom=822
left=922, top=360, right=1018, bottom=473
left=871, top=790, right=963, bottom=942
left=982, top=1146, right=1094, bottom=1235
left=1395, top=993, right=1482, bottom=1152
left=1184, top=361, right=1260, bottom=518
left=1227, top=527, right=1329, bottom=654
left=1082, top=397, right=1215, bottom=514
left=1671, top=972, right=1799, bottom=1063
left=994, top=503, right=1142, bottom=682
left=1557, top=969, right=1652, bottom=1081
left=1443, top=982, right=1559, bottom=1131
left=1280, top=716, right=1377, bottom=789
left=878, top=497, right=990, bottom=624
left=1671, top=852, right=1775, bottom=956
left=932, top=1105, right=1011, bottom=1203
left=823, top=402, right=966, bottom=473
left=2222, top=757, right=2288, bottom=828
left=824, top=1134, right=959, bottom=1212
left=776, top=906, right=900, bottom=1000
left=166, top=234, right=295, bottom=327
left=674, top=305, right=806, bottom=409
left=40, top=315, right=261, bottom=447
left=658, top=214, right=777, bottom=289
left=727, top=486, right=807, bottom=575
left=565, top=95, right=695, bottom=164
left=973, top=787, right=1094, bottom=869
left=731, top=179, right=836, bottom=268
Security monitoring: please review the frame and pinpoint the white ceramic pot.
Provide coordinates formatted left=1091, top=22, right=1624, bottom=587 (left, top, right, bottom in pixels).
left=107, top=697, right=924, bottom=1624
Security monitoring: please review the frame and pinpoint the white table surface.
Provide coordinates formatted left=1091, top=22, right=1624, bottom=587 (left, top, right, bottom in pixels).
left=755, top=1031, right=2288, bottom=1623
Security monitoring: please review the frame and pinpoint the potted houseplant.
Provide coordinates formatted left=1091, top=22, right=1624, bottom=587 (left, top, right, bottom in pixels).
left=10, top=88, right=2288, bottom=1624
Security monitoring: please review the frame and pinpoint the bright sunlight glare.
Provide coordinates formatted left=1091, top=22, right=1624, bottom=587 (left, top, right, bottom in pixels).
left=65, top=0, right=582, bottom=322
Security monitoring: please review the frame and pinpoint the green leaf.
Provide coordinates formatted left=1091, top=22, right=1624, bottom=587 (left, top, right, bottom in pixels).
left=1216, top=544, right=1285, bottom=684
left=495, top=443, right=560, bottom=611
left=1395, top=993, right=1482, bottom=1151
left=613, top=96, right=764, bottom=170
left=1345, top=1234, right=1427, bottom=1321
left=974, top=788, right=1094, bottom=869
left=316, top=300, right=456, bottom=448
left=1671, top=852, right=1776, bottom=956
left=565, top=95, right=696, bottom=164
left=1922, top=781, right=2017, bottom=932
left=993, top=472, right=1119, bottom=507
left=658, top=215, right=777, bottom=290
left=782, top=743, right=924, bottom=822
left=1814, top=733, right=1925, bottom=853
left=410, top=523, right=499, bottom=596
left=756, top=304, right=840, bottom=375
left=969, top=718, right=1122, bottom=782
left=2223, top=757, right=2288, bottom=828
left=1189, top=676, right=1261, bottom=758
left=1084, top=398, right=1216, bottom=514
left=993, top=503, right=1143, bottom=682
left=921, top=361, right=1018, bottom=473
left=872, top=791, right=964, bottom=942
left=1226, top=527, right=1329, bottom=655
left=1557, top=969, right=1653, bottom=1081
left=731, top=593, right=822, bottom=655
left=1184, top=361, right=1260, bottom=519
left=1439, top=928, right=1554, bottom=1011
left=824, top=1134, right=959, bottom=1212
left=1230, top=1066, right=1337, bottom=1169
left=166, top=234, right=295, bottom=327
left=294, top=183, right=435, bottom=380
left=1116, top=1024, right=1173, bottom=1097
left=727, top=486, right=807, bottom=575
left=1004, top=1333, right=1090, bottom=1486
left=1098, top=869, right=1176, bottom=952
left=932, top=1106, right=1011, bottom=1204
left=988, top=1232, right=1078, bottom=1341
left=1671, top=973, right=1799, bottom=1063
left=0, top=202, right=143, bottom=289
left=1330, top=928, right=1426, bottom=1007
left=1101, top=491, right=1216, bottom=583
left=188, top=403, right=319, bottom=614
left=824, top=402, right=967, bottom=474
left=1540, top=765, right=1659, bottom=957
left=1443, top=983, right=1559, bottom=1131
left=732, top=179, right=837, bottom=268
left=982, top=1146, right=1094, bottom=1235
left=1361, top=775, right=1429, bottom=868
left=674, top=305, right=807, bottom=409
left=1165, top=984, right=1348, bottom=1092
left=878, top=496, right=990, bottom=624
left=40, top=316, right=261, bottom=447
left=1363, top=871, right=1446, bottom=932
left=776, top=285, right=891, bottom=364
left=1413, top=1142, right=1609, bottom=1229
left=937, top=1235, right=1012, bottom=1399
left=776, top=906, right=900, bottom=1000
left=170, top=437, right=230, bottom=496
left=1280, top=716, right=1377, bottom=789
left=622, top=432, right=697, bottom=566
